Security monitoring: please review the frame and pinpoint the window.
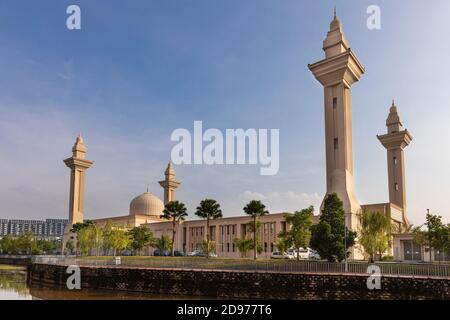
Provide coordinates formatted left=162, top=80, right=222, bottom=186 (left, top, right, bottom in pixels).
left=264, top=242, right=268, bottom=252
left=334, top=138, right=339, bottom=149
left=226, top=243, right=230, bottom=252
left=393, top=157, right=398, bottom=165
left=395, top=183, right=399, bottom=191
left=332, top=97, right=337, bottom=109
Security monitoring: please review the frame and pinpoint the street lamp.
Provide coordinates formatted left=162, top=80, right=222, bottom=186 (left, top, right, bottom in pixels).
left=344, top=222, right=348, bottom=272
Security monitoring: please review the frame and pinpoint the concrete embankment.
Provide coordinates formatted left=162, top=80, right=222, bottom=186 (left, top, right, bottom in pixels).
left=29, top=263, right=450, bottom=299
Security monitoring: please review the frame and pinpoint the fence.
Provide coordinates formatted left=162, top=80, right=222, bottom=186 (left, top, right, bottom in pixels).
left=30, top=255, right=450, bottom=278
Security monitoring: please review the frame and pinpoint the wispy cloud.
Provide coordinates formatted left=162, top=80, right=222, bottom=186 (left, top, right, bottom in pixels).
left=238, top=190, right=322, bottom=215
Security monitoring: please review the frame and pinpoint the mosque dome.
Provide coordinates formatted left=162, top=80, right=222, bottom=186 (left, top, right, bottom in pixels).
left=129, top=192, right=164, bottom=216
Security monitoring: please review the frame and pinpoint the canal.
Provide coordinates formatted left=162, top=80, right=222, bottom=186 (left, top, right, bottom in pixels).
left=0, top=264, right=201, bottom=300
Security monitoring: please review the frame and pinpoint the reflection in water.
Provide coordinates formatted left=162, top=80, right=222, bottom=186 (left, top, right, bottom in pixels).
left=0, top=266, right=31, bottom=300
left=0, top=265, right=205, bottom=300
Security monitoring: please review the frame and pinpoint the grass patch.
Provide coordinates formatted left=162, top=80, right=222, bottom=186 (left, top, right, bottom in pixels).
left=0, top=264, right=26, bottom=271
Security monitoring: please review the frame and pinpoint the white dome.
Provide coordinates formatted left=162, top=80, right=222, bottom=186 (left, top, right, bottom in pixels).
left=129, top=192, right=164, bottom=216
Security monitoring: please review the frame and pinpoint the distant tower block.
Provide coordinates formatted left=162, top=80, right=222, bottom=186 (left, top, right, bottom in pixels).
left=62, top=134, right=93, bottom=250
left=377, top=101, right=412, bottom=220
left=308, top=11, right=365, bottom=231
left=159, top=161, right=181, bottom=204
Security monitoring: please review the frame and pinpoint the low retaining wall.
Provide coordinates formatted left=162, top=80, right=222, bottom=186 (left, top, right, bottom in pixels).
left=0, top=256, right=31, bottom=267
left=29, top=263, right=450, bottom=299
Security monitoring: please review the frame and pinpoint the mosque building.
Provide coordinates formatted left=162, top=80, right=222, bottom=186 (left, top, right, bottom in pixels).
left=62, top=11, right=431, bottom=261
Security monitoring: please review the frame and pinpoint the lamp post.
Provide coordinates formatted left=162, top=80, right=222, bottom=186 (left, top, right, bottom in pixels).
left=426, top=208, right=432, bottom=264
left=344, top=222, right=348, bottom=272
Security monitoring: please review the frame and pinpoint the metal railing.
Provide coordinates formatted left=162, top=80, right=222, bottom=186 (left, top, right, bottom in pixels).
left=30, top=255, right=450, bottom=278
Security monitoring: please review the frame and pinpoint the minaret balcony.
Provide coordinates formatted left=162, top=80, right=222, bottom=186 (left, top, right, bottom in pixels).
left=377, top=130, right=413, bottom=150
left=308, top=49, right=365, bottom=88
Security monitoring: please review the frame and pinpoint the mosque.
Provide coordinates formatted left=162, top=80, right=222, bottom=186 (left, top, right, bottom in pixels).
left=62, top=12, right=426, bottom=261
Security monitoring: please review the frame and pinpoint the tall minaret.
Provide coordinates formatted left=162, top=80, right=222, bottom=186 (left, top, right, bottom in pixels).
left=62, top=134, right=93, bottom=250
left=308, top=11, right=365, bottom=231
left=159, top=161, right=181, bottom=204
left=377, top=101, right=412, bottom=220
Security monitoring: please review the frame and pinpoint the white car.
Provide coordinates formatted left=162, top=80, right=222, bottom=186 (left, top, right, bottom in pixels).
left=288, top=248, right=320, bottom=260
left=271, top=251, right=295, bottom=259
left=187, top=249, right=203, bottom=256
left=187, top=250, right=217, bottom=257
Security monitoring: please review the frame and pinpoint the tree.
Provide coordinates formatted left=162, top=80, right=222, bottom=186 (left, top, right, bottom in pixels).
left=247, top=220, right=263, bottom=255
left=161, top=200, right=188, bottom=256
left=77, top=225, right=96, bottom=256
left=276, top=237, right=289, bottom=254
left=0, top=235, right=15, bottom=254
left=110, top=228, right=131, bottom=256
left=233, top=238, right=253, bottom=258
left=16, top=233, right=34, bottom=255
left=195, top=199, right=222, bottom=258
left=70, top=220, right=94, bottom=233
left=65, top=240, right=75, bottom=255
left=359, top=211, right=391, bottom=262
left=280, top=206, right=314, bottom=261
left=127, top=226, right=154, bottom=255
left=310, top=193, right=356, bottom=262
left=200, top=240, right=216, bottom=256
left=243, top=200, right=268, bottom=259
left=413, top=213, right=450, bottom=264
left=153, top=235, right=172, bottom=255
left=70, top=220, right=95, bottom=255
left=101, top=220, right=115, bottom=255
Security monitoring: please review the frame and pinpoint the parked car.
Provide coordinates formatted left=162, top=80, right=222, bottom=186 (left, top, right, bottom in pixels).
left=173, top=250, right=185, bottom=256
left=153, top=249, right=170, bottom=256
left=121, top=249, right=132, bottom=256
left=287, top=247, right=321, bottom=260
left=187, top=249, right=217, bottom=257
left=187, top=249, right=204, bottom=257
left=271, top=251, right=294, bottom=259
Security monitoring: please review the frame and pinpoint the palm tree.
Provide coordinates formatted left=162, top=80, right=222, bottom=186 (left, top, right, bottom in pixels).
left=243, top=200, right=268, bottom=259
left=153, top=235, right=172, bottom=255
left=195, top=199, right=222, bottom=258
left=161, top=201, right=188, bottom=256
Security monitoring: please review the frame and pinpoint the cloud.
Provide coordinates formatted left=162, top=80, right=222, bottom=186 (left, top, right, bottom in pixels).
left=56, top=59, right=74, bottom=81
left=238, top=190, right=322, bottom=215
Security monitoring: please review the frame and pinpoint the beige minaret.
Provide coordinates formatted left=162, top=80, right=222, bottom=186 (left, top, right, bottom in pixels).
left=308, top=11, right=365, bottom=231
left=159, top=161, right=181, bottom=204
left=377, top=101, right=412, bottom=218
left=62, top=134, right=93, bottom=250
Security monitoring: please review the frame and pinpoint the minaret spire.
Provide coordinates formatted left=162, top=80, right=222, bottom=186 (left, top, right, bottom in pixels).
left=378, top=102, right=412, bottom=229
left=158, top=161, right=181, bottom=204
left=62, top=135, right=94, bottom=253
left=308, top=12, right=365, bottom=258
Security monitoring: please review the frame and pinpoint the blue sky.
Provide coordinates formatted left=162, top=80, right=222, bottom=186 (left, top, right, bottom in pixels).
left=0, top=0, right=449, bottom=225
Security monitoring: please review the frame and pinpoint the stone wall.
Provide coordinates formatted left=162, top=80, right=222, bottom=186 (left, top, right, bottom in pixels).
left=29, top=263, right=450, bottom=300
left=0, top=256, right=31, bottom=267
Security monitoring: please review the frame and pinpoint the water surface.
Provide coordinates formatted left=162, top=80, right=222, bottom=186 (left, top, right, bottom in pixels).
left=0, top=265, right=202, bottom=300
